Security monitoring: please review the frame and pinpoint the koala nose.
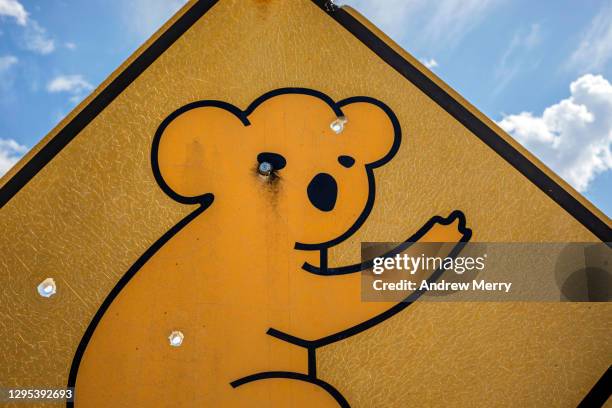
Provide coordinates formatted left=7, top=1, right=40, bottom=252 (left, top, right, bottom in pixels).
left=307, top=173, right=338, bottom=212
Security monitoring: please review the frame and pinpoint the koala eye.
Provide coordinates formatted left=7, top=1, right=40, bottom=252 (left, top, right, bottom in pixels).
left=338, top=155, right=355, bottom=168
left=258, top=152, right=286, bottom=171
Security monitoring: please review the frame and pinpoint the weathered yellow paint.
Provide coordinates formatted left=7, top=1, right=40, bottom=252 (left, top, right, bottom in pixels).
left=0, top=0, right=609, bottom=407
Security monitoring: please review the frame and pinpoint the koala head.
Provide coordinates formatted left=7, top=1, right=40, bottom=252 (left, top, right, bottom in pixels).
left=152, top=89, right=400, bottom=250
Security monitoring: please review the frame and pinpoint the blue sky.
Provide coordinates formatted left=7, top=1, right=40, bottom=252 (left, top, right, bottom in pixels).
left=0, top=0, right=610, bottom=216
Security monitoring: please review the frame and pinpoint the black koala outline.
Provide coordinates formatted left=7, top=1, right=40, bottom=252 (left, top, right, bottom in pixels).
left=68, top=88, right=472, bottom=408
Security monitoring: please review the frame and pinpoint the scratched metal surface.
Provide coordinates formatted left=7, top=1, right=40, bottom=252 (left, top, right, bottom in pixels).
left=0, top=0, right=610, bottom=406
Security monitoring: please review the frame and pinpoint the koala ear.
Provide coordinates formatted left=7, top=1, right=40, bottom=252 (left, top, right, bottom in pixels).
left=152, top=104, right=246, bottom=204
left=337, top=99, right=400, bottom=166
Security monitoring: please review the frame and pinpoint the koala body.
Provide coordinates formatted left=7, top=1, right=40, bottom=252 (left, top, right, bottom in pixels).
left=71, top=89, right=469, bottom=407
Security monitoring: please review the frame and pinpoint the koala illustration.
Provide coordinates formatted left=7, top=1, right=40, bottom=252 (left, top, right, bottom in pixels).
left=69, top=88, right=471, bottom=407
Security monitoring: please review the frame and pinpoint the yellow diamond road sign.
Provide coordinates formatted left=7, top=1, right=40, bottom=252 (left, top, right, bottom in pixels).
left=0, top=1, right=610, bottom=407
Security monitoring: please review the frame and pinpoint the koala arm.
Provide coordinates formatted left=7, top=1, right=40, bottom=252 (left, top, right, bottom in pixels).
left=270, top=211, right=471, bottom=345
left=301, top=210, right=471, bottom=276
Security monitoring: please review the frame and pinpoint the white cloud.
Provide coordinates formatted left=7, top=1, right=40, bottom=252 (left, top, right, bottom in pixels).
left=498, top=74, right=612, bottom=192
left=23, top=20, right=55, bottom=54
left=0, top=0, right=55, bottom=54
left=0, top=54, right=17, bottom=92
left=0, top=54, right=17, bottom=71
left=493, top=23, right=541, bottom=94
left=340, top=0, right=425, bottom=41
left=422, top=0, right=501, bottom=47
left=122, top=0, right=187, bottom=39
left=569, top=3, right=612, bottom=73
left=47, top=74, right=93, bottom=94
left=65, top=41, right=76, bottom=50
left=0, top=138, right=27, bottom=176
left=342, top=0, right=502, bottom=49
left=0, top=0, right=28, bottom=26
left=420, top=58, right=438, bottom=69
